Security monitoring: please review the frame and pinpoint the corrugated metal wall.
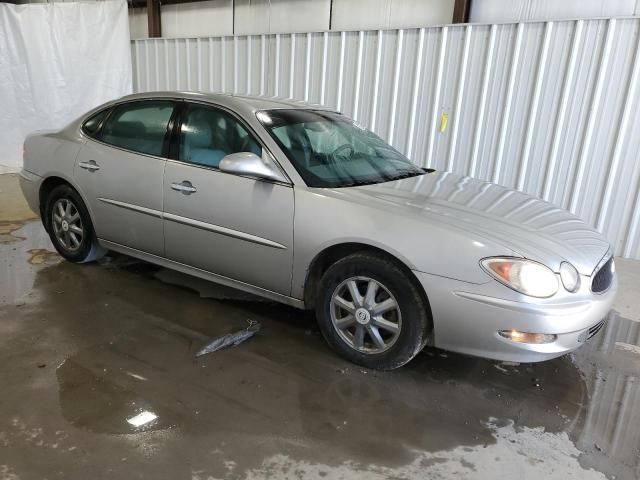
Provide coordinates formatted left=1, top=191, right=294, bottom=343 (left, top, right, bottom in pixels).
left=577, top=312, right=640, bottom=478
left=131, top=18, right=640, bottom=260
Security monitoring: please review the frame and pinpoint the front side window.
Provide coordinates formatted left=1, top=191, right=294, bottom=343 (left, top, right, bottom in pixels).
left=178, top=104, right=262, bottom=168
left=100, top=101, right=174, bottom=157
left=257, top=109, right=424, bottom=188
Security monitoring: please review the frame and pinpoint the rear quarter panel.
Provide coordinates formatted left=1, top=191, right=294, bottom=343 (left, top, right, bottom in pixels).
left=22, top=126, right=86, bottom=216
left=23, top=127, right=85, bottom=180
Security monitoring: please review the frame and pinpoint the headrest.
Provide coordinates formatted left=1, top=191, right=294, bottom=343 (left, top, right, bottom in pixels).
left=185, top=115, right=213, bottom=149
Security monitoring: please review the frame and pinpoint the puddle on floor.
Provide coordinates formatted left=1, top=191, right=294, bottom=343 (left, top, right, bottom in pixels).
left=570, top=312, right=640, bottom=478
left=0, top=220, right=56, bottom=305
left=50, top=304, right=639, bottom=478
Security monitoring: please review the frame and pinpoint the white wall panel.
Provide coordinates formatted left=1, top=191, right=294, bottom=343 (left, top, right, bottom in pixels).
left=131, top=18, right=640, bottom=260
left=128, top=7, right=148, bottom=39
left=234, top=0, right=330, bottom=35
left=162, top=0, right=233, bottom=38
left=471, top=0, right=640, bottom=23
left=331, top=0, right=455, bottom=31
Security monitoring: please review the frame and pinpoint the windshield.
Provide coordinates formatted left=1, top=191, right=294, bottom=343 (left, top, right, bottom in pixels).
left=257, top=109, right=425, bottom=188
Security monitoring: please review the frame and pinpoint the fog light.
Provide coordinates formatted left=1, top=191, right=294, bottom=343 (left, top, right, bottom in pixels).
left=498, top=330, right=557, bottom=344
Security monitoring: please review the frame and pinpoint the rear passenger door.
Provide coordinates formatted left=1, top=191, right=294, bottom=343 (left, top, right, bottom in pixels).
left=75, top=100, right=176, bottom=256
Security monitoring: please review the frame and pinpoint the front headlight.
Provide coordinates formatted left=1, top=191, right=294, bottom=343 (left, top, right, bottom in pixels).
left=481, top=257, right=558, bottom=298
left=559, top=261, right=580, bottom=292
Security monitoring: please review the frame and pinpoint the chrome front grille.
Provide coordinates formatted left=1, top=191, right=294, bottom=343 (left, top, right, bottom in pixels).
left=591, top=256, right=614, bottom=293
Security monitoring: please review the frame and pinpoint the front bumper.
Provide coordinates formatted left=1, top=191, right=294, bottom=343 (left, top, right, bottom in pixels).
left=414, top=269, right=617, bottom=363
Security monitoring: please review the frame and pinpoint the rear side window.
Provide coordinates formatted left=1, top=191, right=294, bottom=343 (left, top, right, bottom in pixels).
left=82, top=109, right=110, bottom=137
left=99, top=101, right=174, bottom=157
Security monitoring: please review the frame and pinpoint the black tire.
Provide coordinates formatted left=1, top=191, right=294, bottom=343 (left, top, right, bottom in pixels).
left=315, top=252, right=431, bottom=370
left=45, top=184, right=106, bottom=263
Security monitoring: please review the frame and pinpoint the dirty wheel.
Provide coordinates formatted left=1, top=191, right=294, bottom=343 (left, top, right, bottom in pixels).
left=316, top=252, right=431, bottom=370
left=45, top=184, right=105, bottom=263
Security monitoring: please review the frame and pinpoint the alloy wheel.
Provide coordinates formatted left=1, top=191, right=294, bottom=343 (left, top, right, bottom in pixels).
left=330, top=276, right=402, bottom=354
left=51, top=198, right=84, bottom=252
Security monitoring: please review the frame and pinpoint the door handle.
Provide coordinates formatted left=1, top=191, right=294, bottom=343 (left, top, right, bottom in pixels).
left=79, top=160, right=100, bottom=172
left=171, top=180, right=197, bottom=195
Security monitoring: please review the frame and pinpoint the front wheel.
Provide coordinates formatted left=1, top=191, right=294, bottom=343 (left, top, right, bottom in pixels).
left=315, top=252, right=431, bottom=370
left=45, top=184, right=106, bottom=263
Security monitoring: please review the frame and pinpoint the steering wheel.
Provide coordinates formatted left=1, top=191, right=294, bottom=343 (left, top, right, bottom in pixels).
left=330, top=144, right=355, bottom=161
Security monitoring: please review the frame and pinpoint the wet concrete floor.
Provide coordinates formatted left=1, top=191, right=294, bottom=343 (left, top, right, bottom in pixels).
left=1, top=176, right=640, bottom=479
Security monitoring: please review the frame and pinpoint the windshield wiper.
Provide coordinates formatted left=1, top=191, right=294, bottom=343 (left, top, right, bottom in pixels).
left=338, top=179, right=381, bottom=187
left=335, top=170, right=425, bottom=188
left=386, top=170, right=425, bottom=181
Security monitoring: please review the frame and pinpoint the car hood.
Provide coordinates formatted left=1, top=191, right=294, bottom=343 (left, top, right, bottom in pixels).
left=334, top=171, right=610, bottom=275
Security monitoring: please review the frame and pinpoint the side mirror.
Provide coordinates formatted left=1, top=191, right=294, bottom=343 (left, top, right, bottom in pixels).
left=219, top=152, right=288, bottom=183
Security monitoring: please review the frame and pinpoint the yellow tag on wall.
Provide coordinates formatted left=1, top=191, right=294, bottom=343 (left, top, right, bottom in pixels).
left=440, top=112, right=449, bottom=133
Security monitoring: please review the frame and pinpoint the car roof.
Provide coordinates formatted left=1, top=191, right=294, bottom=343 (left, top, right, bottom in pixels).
left=115, top=91, right=334, bottom=114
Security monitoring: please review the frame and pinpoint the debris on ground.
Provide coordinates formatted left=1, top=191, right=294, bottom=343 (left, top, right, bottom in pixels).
left=493, top=364, right=510, bottom=374
left=195, top=320, right=261, bottom=357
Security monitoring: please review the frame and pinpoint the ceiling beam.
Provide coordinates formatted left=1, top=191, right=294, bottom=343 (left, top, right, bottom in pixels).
left=146, top=0, right=161, bottom=37
left=452, top=0, right=472, bottom=23
left=129, top=0, right=214, bottom=8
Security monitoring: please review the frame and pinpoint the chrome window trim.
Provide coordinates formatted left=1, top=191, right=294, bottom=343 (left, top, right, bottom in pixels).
left=80, top=133, right=171, bottom=163
left=78, top=97, right=179, bottom=162
left=80, top=107, right=112, bottom=138
left=78, top=96, right=294, bottom=186
left=165, top=158, right=293, bottom=188
left=176, top=99, right=293, bottom=186
left=78, top=96, right=179, bottom=125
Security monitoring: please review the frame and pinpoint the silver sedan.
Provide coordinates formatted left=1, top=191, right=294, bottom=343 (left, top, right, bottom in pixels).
left=20, top=92, right=617, bottom=369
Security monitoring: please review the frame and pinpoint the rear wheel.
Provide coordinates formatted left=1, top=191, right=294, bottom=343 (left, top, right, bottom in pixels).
left=45, top=184, right=105, bottom=263
left=315, top=252, right=431, bottom=370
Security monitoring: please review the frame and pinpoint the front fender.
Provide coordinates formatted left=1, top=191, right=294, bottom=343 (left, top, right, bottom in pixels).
left=291, top=188, right=514, bottom=299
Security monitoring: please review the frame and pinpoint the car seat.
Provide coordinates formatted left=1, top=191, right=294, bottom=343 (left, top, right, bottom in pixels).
left=182, top=111, right=227, bottom=168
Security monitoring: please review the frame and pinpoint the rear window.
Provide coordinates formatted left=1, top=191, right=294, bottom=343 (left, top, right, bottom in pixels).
left=82, top=108, right=110, bottom=137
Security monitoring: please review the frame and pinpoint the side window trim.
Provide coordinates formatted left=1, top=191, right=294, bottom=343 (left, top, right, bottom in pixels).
left=163, top=99, right=183, bottom=159
left=173, top=101, right=291, bottom=185
left=176, top=102, right=263, bottom=170
left=81, top=107, right=112, bottom=138
left=167, top=100, right=185, bottom=161
left=88, top=99, right=177, bottom=160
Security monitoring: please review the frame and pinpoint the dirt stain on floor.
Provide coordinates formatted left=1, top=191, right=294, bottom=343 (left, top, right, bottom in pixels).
left=0, top=220, right=28, bottom=243
left=26, top=248, right=61, bottom=266
left=0, top=174, right=37, bottom=244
